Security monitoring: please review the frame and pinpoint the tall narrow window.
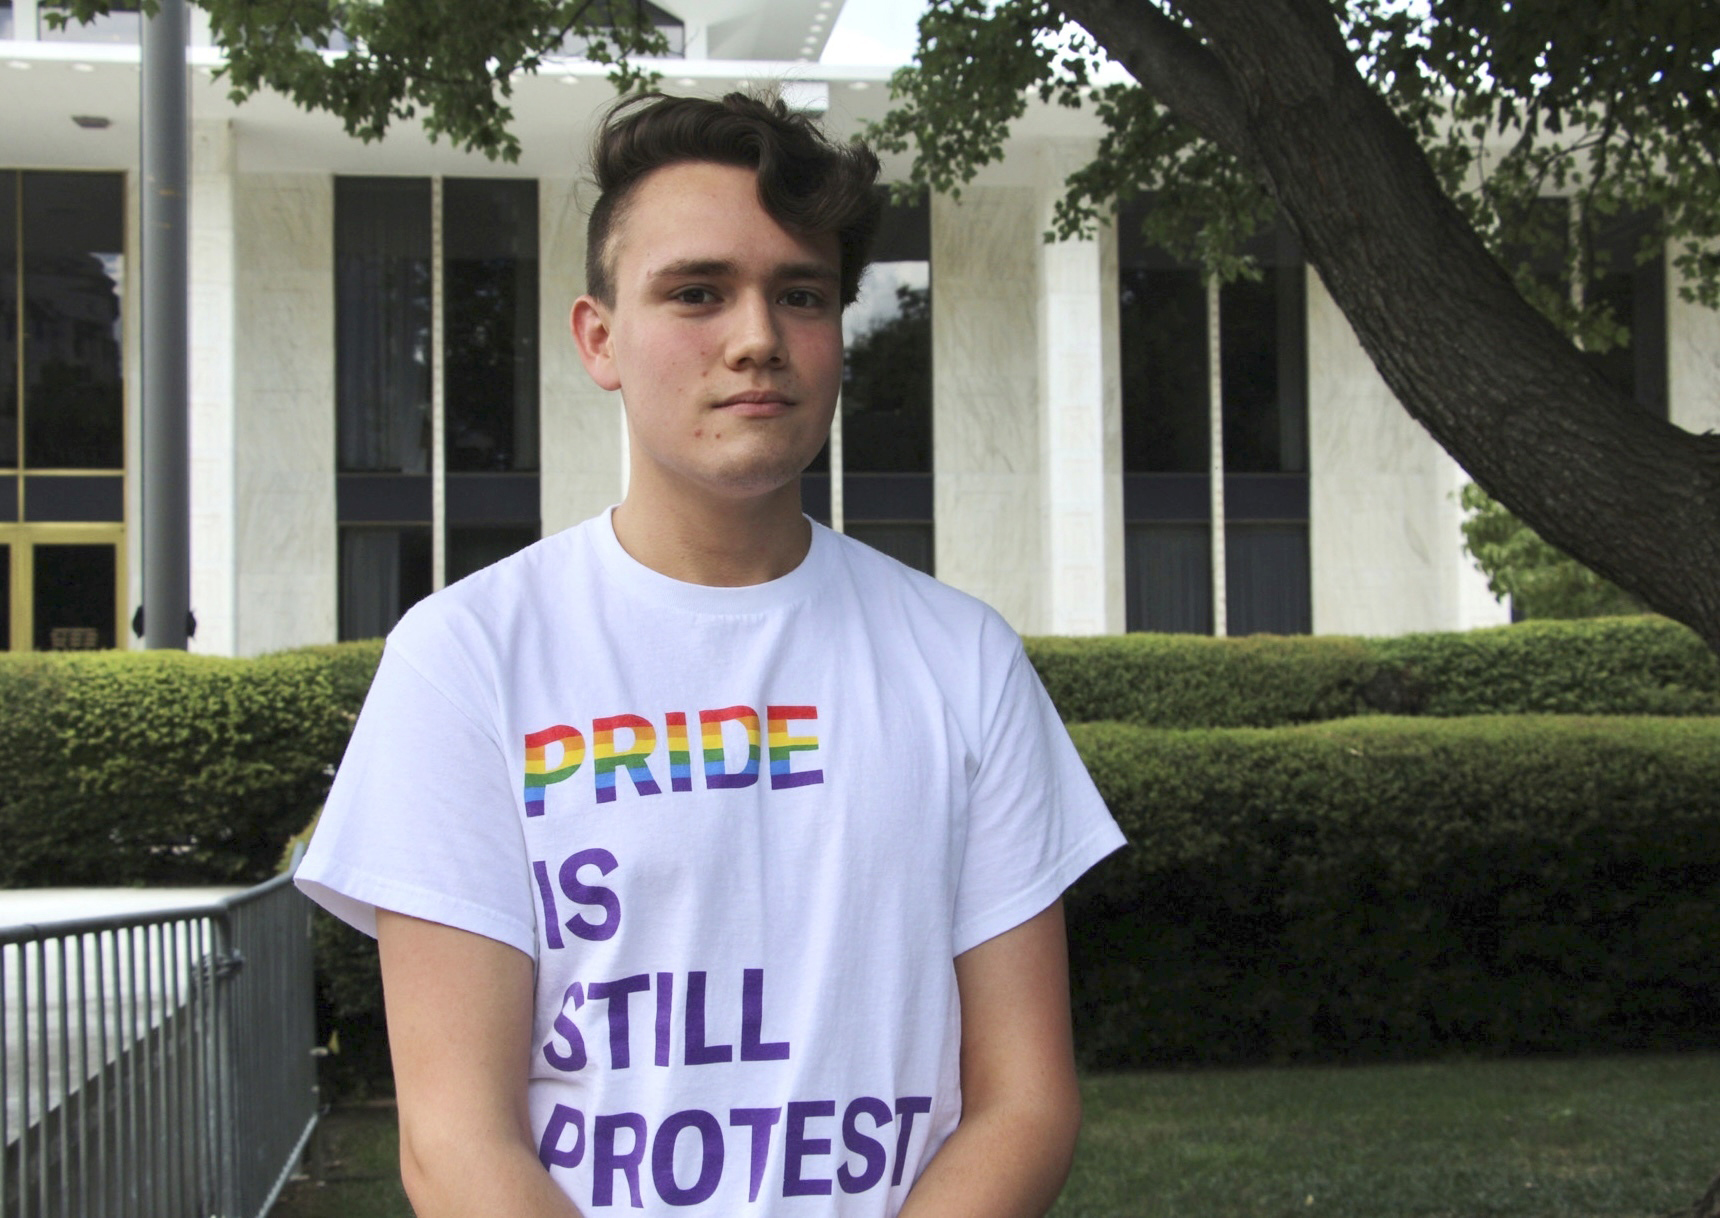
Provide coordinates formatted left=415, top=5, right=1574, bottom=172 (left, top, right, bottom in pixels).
left=1584, top=209, right=1667, bottom=416
left=335, top=176, right=541, bottom=641
left=838, top=197, right=932, bottom=574
left=2, top=169, right=16, bottom=472
left=1, top=170, right=127, bottom=652
left=444, top=179, right=539, bottom=473
left=1120, top=208, right=1308, bottom=634
left=24, top=172, right=124, bottom=470
left=337, top=178, right=432, bottom=475
left=1503, top=199, right=1667, bottom=417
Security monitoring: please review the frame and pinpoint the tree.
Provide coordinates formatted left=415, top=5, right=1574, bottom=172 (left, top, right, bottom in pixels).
left=1458, top=483, right=1641, bottom=620
left=58, top=1, right=1720, bottom=659
left=868, top=0, right=1720, bottom=656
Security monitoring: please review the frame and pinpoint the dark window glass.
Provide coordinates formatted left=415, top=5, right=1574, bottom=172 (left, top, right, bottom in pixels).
left=1501, top=201, right=1666, bottom=418
left=336, top=178, right=432, bottom=473
left=843, top=265, right=931, bottom=474
left=842, top=198, right=931, bottom=477
left=1125, top=523, right=1212, bottom=633
left=23, top=172, right=125, bottom=469
left=1221, top=263, right=1307, bottom=473
left=1225, top=523, right=1310, bottom=635
left=33, top=543, right=114, bottom=650
left=338, top=526, right=431, bottom=641
left=0, top=3, right=13, bottom=40
left=1, top=542, right=9, bottom=650
left=1120, top=268, right=1208, bottom=473
left=1, top=170, right=16, bottom=468
left=40, top=0, right=141, bottom=42
left=845, top=522, right=933, bottom=576
left=445, top=179, right=539, bottom=473
left=447, top=524, right=539, bottom=585
left=1585, top=211, right=1667, bottom=417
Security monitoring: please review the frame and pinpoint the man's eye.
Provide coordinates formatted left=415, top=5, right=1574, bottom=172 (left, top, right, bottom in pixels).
left=781, top=288, right=825, bottom=309
left=673, top=287, right=716, bottom=305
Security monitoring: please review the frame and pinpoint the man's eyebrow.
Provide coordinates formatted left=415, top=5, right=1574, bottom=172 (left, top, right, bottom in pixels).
left=776, top=261, right=840, bottom=283
left=649, top=258, right=737, bottom=281
left=647, top=258, right=839, bottom=283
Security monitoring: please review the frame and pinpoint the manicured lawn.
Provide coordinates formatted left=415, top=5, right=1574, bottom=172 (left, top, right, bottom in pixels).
left=272, top=1103, right=412, bottom=1218
left=1054, top=1054, right=1719, bottom=1218
left=271, top=1054, right=1720, bottom=1218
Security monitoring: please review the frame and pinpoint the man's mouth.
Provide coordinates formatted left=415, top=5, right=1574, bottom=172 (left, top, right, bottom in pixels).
left=715, top=390, right=795, bottom=416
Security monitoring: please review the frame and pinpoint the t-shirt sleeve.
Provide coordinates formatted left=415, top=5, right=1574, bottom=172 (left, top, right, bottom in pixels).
left=951, top=638, right=1127, bottom=956
left=295, top=640, right=538, bottom=960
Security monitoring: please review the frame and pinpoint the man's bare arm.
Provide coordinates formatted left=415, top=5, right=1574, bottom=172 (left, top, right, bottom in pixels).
left=896, top=900, right=1084, bottom=1218
left=377, top=909, right=583, bottom=1218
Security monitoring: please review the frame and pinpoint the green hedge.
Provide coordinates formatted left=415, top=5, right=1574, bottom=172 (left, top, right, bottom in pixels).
left=1064, top=715, right=1720, bottom=1067
left=6, top=628, right=1716, bottom=1090
left=1025, top=633, right=1382, bottom=727
left=0, top=650, right=357, bottom=886
left=1370, top=616, right=1720, bottom=716
left=1025, top=615, right=1720, bottom=726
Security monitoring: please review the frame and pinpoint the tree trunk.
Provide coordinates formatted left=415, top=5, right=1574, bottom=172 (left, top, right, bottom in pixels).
left=1071, top=0, right=1720, bottom=654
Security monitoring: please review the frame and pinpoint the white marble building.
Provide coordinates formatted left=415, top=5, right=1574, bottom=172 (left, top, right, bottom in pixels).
left=2, top=0, right=1716, bottom=655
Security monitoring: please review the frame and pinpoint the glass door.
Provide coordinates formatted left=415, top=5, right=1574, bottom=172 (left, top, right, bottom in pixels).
left=0, top=528, right=124, bottom=651
left=34, top=542, right=116, bottom=650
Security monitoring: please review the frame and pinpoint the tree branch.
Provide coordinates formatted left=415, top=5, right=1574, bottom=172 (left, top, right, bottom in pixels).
left=1127, top=0, right=1720, bottom=644
left=1065, top=0, right=1257, bottom=167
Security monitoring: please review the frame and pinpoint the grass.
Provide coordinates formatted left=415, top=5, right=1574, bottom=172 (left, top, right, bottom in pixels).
left=271, top=1054, right=1720, bottom=1218
left=272, top=1103, right=412, bottom=1218
left=1053, top=1054, right=1719, bottom=1218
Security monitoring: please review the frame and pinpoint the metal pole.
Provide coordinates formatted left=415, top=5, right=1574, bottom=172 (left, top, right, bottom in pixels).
left=141, top=0, right=190, bottom=650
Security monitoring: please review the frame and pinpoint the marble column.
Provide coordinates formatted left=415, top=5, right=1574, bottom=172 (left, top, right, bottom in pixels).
left=539, top=178, right=625, bottom=536
left=188, top=119, right=236, bottom=655
left=233, top=174, right=337, bottom=654
left=932, top=187, right=1045, bottom=633
left=1036, top=142, right=1124, bottom=635
left=1307, top=270, right=1506, bottom=634
left=1668, top=246, right=1720, bottom=438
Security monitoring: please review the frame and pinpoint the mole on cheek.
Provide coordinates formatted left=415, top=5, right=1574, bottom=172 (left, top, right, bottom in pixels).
left=693, top=427, right=704, bottom=438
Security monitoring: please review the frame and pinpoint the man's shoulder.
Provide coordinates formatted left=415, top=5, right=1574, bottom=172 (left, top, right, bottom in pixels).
left=820, top=527, right=995, bottom=618
left=817, top=526, right=1023, bottom=672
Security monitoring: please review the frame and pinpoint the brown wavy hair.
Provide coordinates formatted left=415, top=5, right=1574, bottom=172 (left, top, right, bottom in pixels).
left=585, top=90, right=883, bottom=307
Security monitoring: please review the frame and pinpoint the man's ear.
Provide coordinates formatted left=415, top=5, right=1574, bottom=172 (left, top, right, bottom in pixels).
left=570, top=294, right=622, bottom=392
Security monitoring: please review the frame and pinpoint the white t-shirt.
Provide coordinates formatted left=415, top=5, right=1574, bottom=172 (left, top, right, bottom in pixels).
left=298, top=511, right=1124, bottom=1215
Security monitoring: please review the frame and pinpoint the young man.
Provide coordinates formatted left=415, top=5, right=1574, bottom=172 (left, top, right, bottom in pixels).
left=298, top=92, right=1124, bottom=1217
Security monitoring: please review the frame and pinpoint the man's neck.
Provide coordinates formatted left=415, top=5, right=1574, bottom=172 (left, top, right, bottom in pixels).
left=610, top=479, right=813, bottom=587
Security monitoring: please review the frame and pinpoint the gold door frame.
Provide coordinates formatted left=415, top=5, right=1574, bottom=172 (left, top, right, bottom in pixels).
left=0, top=523, right=129, bottom=652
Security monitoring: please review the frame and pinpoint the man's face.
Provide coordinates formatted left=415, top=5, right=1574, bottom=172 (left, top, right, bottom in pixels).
left=572, top=160, right=844, bottom=504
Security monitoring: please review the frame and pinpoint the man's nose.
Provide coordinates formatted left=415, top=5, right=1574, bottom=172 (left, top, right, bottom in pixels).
left=726, top=292, right=786, bottom=367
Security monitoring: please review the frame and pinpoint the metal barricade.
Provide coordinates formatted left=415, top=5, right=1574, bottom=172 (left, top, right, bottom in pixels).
left=1, top=865, right=318, bottom=1218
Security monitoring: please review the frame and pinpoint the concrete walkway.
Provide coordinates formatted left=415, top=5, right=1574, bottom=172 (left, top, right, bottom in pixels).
left=2, top=887, right=243, bottom=1147
left=0, top=887, right=243, bottom=930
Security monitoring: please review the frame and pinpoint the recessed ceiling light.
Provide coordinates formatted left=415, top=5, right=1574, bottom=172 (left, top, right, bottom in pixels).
left=73, top=114, right=111, bottom=130
left=676, top=76, right=698, bottom=87
left=559, top=75, right=579, bottom=85
left=6, top=61, right=31, bottom=71
left=71, top=62, right=95, bottom=72
left=848, top=81, right=871, bottom=90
